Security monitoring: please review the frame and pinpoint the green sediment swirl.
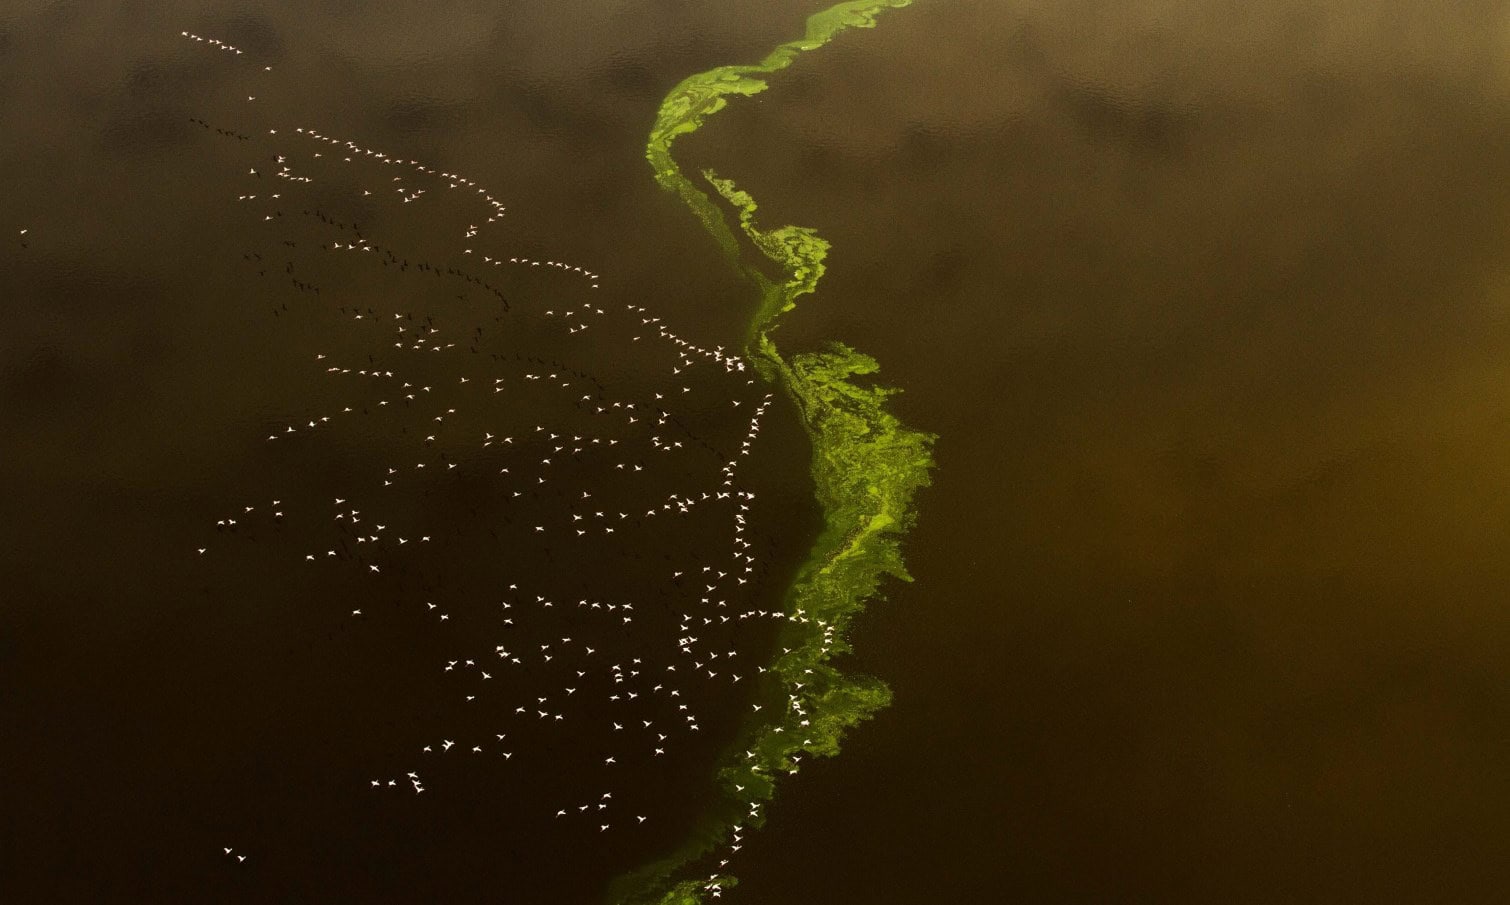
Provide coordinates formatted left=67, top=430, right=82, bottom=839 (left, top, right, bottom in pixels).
left=615, top=2, right=933, bottom=903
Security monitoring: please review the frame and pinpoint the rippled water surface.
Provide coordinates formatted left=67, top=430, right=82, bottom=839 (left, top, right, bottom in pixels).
left=6, top=2, right=1510, bottom=903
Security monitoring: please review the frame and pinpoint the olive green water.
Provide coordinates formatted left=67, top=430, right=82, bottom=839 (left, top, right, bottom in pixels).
left=6, top=2, right=1510, bottom=904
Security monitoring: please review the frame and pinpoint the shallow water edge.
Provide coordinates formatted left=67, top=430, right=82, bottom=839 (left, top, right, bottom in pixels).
left=617, top=2, right=936, bottom=902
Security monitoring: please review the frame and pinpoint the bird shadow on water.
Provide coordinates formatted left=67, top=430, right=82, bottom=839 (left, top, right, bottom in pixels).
left=94, top=27, right=825, bottom=905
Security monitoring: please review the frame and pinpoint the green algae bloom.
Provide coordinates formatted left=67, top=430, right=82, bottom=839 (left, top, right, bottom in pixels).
left=618, top=2, right=934, bottom=902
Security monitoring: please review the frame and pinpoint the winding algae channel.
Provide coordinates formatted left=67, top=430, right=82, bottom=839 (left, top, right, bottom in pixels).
left=612, top=2, right=934, bottom=903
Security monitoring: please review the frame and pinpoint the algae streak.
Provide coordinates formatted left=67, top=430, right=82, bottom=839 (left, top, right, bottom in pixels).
left=620, top=2, right=933, bottom=903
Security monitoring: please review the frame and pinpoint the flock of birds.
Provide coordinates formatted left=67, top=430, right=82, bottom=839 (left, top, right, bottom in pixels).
left=178, top=30, right=798, bottom=893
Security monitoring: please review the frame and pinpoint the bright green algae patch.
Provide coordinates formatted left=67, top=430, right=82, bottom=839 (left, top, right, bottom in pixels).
left=644, top=0, right=914, bottom=273
left=618, top=2, right=933, bottom=903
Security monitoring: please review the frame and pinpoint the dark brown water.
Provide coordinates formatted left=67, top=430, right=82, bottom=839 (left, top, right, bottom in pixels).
left=6, top=1, right=1510, bottom=903
left=2, top=2, right=828, bottom=902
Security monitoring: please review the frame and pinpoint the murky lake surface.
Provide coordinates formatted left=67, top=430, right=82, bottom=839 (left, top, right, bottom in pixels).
left=6, top=2, right=1510, bottom=903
